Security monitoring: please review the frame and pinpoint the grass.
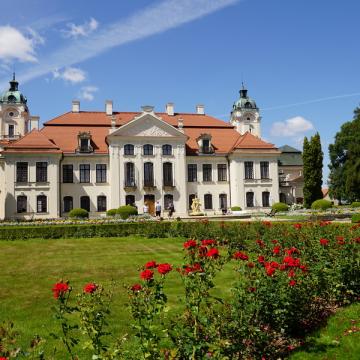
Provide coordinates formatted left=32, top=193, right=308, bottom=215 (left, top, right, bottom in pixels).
left=290, top=303, right=360, bottom=359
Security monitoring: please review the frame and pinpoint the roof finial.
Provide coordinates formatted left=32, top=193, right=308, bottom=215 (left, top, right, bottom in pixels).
left=241, top=81, right=245, bottom=90
left=13, top=72, right=15, bottom=81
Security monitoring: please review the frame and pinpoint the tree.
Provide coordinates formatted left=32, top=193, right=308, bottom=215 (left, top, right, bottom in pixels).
left=329, top=107, right=360, bottom=202
left=303, top=133, right=323, bottom=208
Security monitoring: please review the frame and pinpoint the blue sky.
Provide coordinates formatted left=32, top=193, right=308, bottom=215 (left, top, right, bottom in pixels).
left=1, top=0, right=360, bottom=182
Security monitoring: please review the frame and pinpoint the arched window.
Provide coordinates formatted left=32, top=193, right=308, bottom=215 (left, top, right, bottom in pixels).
left=143, top=144, right=153, bottom=156
left=63, top=196, right=73, bottom=213
left=163, top=162, right=173, bottom=187
left=204, top=194, right=213, bottom=210
left=125, top=195, right=135, bottom=206
left=17, top=195, right=27, bottom=213
left=262, top=192, right=270, bottom=207
left=162, top=144, right=172, bottom=155
left=37, top=195, right=47, bottom=213
left=97, top=196, right=107, bottom=212
left=144, top=162, right=154, bottom=187
left=219, top=194, right=227, bottom=210
left=125, top=162, right=135, bottom=187
left=189, top=194, right=196, bottom=210
left=164, top=194, right=173, bottom=210
left=246, top=192, right=254, bottom=208
left=80, top=196, right=90, bottom=212
left=124, top=144, right=134, bottom=155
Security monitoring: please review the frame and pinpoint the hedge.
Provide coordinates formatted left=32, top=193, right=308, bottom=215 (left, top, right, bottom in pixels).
left=117, top=205, right=138, bottom=219
left=351, top=202, right=360, bottom=208
left=271, top=202, right=289, bottom=212
left=231, top=206, right=242, bottom=211
left=311, top=199, right=333, bottom=210
left=352, top=214, right=360, bottom=223
left=69, top=208, right=89, bottom=218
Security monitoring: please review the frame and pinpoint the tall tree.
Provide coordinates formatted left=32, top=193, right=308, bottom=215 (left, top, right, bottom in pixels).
left=329, top=107, right=360, bottom=202
left=303, top=133, right=323, bottom=208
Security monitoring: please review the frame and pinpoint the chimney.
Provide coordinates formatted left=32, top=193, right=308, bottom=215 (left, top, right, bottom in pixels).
left=105, top=100, right=113, bottom=115
left=72, top=100, right=80, bottom=113
left=30, top=116, right=40, bottom=131
left=196, top=104, right=205, bottom=115
left=177, top=117, right=184, bottom=132
left=166, top=102, right=174, bottom=116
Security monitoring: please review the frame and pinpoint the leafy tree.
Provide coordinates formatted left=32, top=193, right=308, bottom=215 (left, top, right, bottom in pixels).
left=329, top=107, right=360, bottom=202
left=303, top=133, right=323, bottom=208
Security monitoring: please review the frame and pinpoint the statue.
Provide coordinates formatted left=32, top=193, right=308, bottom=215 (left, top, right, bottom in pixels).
left=190, top=196, right=202, bottom=216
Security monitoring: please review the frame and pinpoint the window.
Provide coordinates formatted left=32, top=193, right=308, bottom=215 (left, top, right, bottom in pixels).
left=97, top=196, right=107, bottom=212
left=96, top=164, right=107, bottom=183
left=204, top=194, right=213, bottom=210
left=80, top=196, right=90, bottom=212
left=124, top=144, right=134, bottom=155
left=62, top=164, right=73, bottom=183
left=189, top=194, right=196, bottom=210
left=280, top=193, right=286, bottom=204
left=246, top=192, right=254, bottom=207
left=144, top=162, right=154, bottom=187
left=17, top=195, right=27, bottom=213
left=77, top=132, right=93, bottom=153
left=79, top=164, right=90, bottom=183
left=164, top=194, right=173, bottom=210
left=80, top=138, right=89, bottom=152
left=187, top=164, right=197, bottom=182
left=16, top=162, right=28, bottom=183
left=125, top=162, right=136, bottom=187
left=217, top=164, right=227, bottom=181
left=219, top=194, right=227, bottom=210
left=262, top=191, right=270, bottom=207
left=36, top=162, right=47, bottom=182
left=36, top=195, right=47, bottom=213
left=162, top=144, right=172, bottom=155
left=125, top=195, right=135, bottom=206
left=143, top=144, right=153, bottom=156
left=202, top=139, right=212, bottom=153
left=244, top=162, right=254, bottom=179
left=260, top=162, right=269, bottom=179
left=8, top=124, right=14, bottom=138
left=203, top=164, right=212, bottom=182
left=163, top=162, right=173, bottom=186
left=63, top=196, right=73, bottom=213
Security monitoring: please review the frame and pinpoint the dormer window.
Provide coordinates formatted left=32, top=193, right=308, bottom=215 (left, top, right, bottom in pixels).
left=197, top=134, right=213, bottom=154
left=77, top=132, right=93, bottom=153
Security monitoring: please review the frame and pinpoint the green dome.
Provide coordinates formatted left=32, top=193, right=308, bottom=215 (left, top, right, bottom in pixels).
left=0, top=75, right=27, bottom=104
left=233, top=88, right=257, bottom=110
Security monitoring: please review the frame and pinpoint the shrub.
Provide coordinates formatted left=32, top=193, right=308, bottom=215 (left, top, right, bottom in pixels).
left=271, top=202, right=289, bottom=212
left=311, top=199, right=332, bottom=210
left=231, top=206, right=242, bottom=211
left=106, top=209, right=118, bottom=217
left=351, top=214, right=360, bottom=223
left=351, top=202, right=360, bottom=208
left=117, top=205, right=138, bottom=220
left=68, top=208, right=89, bottom=219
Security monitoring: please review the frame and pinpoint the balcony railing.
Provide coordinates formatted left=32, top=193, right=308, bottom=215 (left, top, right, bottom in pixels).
left=143, top=180, right=156, bottom=189
left=163, top=179, right=175, bottom=189
left=124, top=179, right=137, bottom=190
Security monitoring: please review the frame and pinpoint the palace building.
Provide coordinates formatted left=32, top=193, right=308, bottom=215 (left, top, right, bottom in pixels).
left=0, top=76, right=296, bottom=219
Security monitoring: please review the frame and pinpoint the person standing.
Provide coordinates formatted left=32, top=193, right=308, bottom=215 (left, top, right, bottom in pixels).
left=168, top=201, right=175, bottom=219
left=155, top=201, right=162, bottom=218
left=143, top=202, right=149, bottom=215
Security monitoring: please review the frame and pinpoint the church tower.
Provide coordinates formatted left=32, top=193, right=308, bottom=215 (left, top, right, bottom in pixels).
left=0, top=74, right=31, bottom=140
left=230, top=85, right=261, bottom=137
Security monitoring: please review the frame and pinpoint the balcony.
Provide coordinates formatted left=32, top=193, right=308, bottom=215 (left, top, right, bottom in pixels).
left=143, top=180, right=156, bottom=190
left=123, top=179, right=137, bottom=191
left=163, top=179, right=175, bottom=189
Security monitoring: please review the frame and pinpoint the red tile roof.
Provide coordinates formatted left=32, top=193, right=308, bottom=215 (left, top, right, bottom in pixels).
left=232, top=132, right=276, bottom=149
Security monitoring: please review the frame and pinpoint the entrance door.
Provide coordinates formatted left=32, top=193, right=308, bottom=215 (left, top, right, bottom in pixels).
left=144, top=194, right=155, bottom=215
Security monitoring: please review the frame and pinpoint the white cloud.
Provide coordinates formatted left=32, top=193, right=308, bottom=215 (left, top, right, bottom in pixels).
left=0, top=26, right=44, bottom=63
left=79, top=86, right=98, bottom=101
left=270, top=116, right=314, bottom=137
left=63, top=18, right=99, bottom=38
left=53, top=67, right=86, bottom=84
left=5, top=0, right=238, bottom=87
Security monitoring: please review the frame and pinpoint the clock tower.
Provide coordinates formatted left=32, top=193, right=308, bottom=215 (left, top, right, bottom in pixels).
left=230, top=85, right=261, bottom=137
left=0, top=74, right=31, bottom=140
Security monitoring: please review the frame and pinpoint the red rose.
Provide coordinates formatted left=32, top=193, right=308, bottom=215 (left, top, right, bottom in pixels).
left=293, top=223, right=302, bottom=230
left=247, top=261, right=255, bottom=268
left=0, top=357, right=8, bottom=360
left=288, top=269, right=296, bottom=278
left=258, top=255, right=265, bottom=264
left=280, top=264, right=287, bottom=271
left=271, top=239, right=278, bottom=244
left=52, top=281, right=69, bottom=299
left=83, top=282, right=97, bottom=294
left=157, top=263, right=172, bottom=275
left=145, top=260, right=157, bottom=269
left=273, top=245, right=281, bottom=255
left=270, top=261, right=280, bottom=269
left=336, top=236, right=345, bottom=245
left=266, top=266, right=276, bottom=276
left=256, top=239, right=265, bottom=247
left=201, top=239, right=216, bottom=246
left=289, top=279, right=296, bottom=286
left=206, top=248, right=219, bottom=258
left=131, top=283, right=142, bottom=292
left=262, top=221, right=272, bottom=227
left=233, top=251, right=249, bottom=261
left=248, top=287, right=256, bottom=292
left=184, top=239, right=197, bottom=249
left=300, top=264, right=308, bottom=273
left=320, top=238, right=329, bottom=246
left=198, top=245, right=208, bottom=257
left=140, top=269, right=154, bottom=281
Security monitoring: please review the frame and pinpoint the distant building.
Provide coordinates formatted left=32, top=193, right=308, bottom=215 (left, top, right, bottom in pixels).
left=278, top=145, right=304, bottom=204
left=0, top=77, right=284, bottom=219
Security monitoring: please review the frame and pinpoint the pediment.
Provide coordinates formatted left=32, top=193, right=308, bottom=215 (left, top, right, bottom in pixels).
left=108, top=113, right=187, bottom=139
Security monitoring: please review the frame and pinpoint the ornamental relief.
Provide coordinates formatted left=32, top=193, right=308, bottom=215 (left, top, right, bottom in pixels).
left=122, top=125, right=172, bottom=137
